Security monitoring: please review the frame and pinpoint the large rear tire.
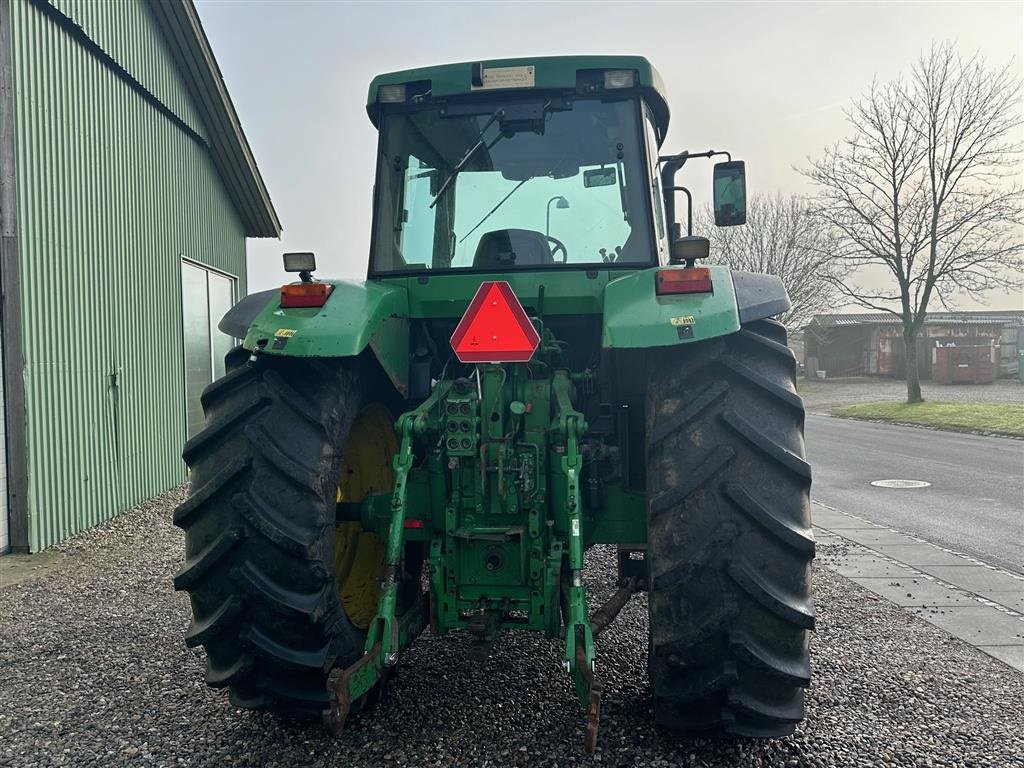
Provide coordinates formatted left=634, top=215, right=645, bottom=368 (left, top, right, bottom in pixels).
left=645, top=319, right=815, bottom=737
left=174, top=350, right=370, bottom=717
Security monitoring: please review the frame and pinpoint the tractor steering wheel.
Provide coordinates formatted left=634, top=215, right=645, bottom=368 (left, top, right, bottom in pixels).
left=546, top=234, right=568, bottom=263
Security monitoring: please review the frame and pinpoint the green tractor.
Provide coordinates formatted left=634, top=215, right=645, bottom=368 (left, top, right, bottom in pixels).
left=174, top=56, right=814, bottom=750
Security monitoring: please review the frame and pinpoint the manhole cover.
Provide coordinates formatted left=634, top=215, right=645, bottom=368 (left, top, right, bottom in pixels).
left=871, top=479, right=931, bottom=489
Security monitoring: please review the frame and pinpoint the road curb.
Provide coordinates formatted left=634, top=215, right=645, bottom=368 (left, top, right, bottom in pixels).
left=807, top=410, right=1024, bottom=440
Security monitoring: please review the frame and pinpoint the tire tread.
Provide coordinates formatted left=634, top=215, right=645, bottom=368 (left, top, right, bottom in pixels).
left=174, top=347, right=362, bottom=718
left=646, top=322, right=814, bottom=738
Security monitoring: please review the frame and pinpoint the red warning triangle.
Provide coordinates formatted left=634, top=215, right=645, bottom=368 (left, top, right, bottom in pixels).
left=451, top=281, right=540, bottom=363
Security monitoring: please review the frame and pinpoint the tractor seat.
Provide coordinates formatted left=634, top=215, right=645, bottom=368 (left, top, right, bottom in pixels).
left=472, top=229, right=553, bottom=270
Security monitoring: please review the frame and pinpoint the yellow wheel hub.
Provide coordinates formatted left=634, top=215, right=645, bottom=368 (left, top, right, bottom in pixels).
left=334, top=404, right=396, bottom=629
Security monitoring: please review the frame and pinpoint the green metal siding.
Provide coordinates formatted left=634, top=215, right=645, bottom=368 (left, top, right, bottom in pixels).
left=10, top=0, right=247, bottom=551
left=49, top=0, right=207, bottom=140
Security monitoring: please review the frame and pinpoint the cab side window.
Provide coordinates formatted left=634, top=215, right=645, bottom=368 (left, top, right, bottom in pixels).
left=642, top=106, right=669, bottom=265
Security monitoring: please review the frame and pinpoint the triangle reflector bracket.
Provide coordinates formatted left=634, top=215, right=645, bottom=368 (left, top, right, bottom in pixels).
left=450, top=281, right=541, bottom=364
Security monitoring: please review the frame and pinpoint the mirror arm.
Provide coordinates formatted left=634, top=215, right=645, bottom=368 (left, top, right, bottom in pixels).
left=658, top=150, right=732, bottom=164
left=658, top=150, right=732, bottom=238
left=659, top=156, right=687, bottom=235
left=667, top=186, right=692, bottom=237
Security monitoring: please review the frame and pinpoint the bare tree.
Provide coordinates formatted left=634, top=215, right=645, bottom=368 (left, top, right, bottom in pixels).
left=702, top=192, right=845, bottom=328
left=803, top=42, right=1022, bottom=403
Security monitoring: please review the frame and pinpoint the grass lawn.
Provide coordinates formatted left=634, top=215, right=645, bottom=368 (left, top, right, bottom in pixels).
left=835, top=401, right=1024, bottom=437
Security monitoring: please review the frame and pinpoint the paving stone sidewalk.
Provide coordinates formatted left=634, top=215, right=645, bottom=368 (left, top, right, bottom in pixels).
left=814, top=500, right=1024, bottom=673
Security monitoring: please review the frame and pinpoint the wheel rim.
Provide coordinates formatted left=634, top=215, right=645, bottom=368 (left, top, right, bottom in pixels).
left=334, top=404, right=396, bottom=629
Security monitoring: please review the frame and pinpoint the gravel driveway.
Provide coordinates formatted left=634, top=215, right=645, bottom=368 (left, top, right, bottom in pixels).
left=2, top=489, right=1023, bottom=768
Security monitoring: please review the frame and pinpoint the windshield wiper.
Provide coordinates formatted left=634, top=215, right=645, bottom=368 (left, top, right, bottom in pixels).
left=458, top=178, right=530, bottom=244
left=429, top=108, right=505, bottom=209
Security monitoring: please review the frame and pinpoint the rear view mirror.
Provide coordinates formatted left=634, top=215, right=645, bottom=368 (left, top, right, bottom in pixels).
left=584, top=167, right=617, bottom=188
left=502, top=161, right=579, bottom=181
left=713, top=161, right=747, bottom=226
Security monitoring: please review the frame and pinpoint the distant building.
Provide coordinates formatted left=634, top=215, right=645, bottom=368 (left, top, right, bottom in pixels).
left=803, top=311, right=1023, bottom=382
left=788, top=328, right=805, bottom=368
left=1, top=0, right=280, bottom=552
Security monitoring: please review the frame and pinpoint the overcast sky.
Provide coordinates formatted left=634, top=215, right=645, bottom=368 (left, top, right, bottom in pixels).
left=196, top=0, right=1022, bottom=310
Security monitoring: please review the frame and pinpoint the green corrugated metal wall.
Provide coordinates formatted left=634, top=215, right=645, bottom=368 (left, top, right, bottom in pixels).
left=10, top=0, right=247, bottom=551
left=50, top=0, right=208, bottom=142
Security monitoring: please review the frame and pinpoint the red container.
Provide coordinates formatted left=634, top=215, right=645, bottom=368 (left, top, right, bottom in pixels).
left=932, top=341, right=998, bottom=384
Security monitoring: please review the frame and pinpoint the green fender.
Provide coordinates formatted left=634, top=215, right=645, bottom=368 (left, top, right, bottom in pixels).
left=238, top=280, right=411, bottom=395
left=225, top=268, right=787, bottom=392
left=602, top=265, right=742, bottom=348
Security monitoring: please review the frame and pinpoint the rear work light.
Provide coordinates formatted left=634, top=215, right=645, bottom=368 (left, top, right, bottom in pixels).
left=281, top=281, right=333, bottom=309
left=377, top=83, right=407, bottom=103
left=603, top=69, right=636, bottom=89
left=655, top=267, right=713, bottom=296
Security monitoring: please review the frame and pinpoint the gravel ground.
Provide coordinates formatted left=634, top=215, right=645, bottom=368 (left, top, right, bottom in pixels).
left=798, top=377, right=1023, bottom=411
left=2, top=489, right=1023, bottom=768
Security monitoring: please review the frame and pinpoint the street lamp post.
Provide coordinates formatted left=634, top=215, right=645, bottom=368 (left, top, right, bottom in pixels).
left=546, top=195, right=570, bottom=236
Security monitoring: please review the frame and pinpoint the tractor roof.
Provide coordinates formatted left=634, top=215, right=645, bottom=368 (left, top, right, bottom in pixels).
left=366, top=55, right=670, bottom=142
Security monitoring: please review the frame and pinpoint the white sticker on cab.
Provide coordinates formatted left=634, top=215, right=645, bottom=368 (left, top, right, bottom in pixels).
left=471, top=65, right=536, bottom=90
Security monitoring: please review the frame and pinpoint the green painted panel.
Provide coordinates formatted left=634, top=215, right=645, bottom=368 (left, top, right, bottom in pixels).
left=394, top=271, right=608, bottom=319
left=244, top=280, right=408, bottom=358
left=10, top=0, right=246, bottom=550
left=243, top=272, right=619, bottom=396
left=244, top=271, right=613, bottom=363
left=602, top=265, right=741, bottom=348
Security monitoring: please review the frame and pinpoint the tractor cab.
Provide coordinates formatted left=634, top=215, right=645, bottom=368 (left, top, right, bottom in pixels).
left=367, top=58, right=674, bottom=276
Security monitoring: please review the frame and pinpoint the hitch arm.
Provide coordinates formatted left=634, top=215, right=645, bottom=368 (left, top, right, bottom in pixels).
left=561, top=412, right=593, bottom=700
left=551, top=370, right=601, bottom=751
left=324, top=413, right=416, bottom=734
left=366, top=411, right=417, bottom=663
left=324, top=385, right=449, bottom=734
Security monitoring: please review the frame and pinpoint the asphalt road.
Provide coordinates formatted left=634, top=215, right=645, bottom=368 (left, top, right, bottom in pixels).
left=805, top=414, right=1024, bottom=574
